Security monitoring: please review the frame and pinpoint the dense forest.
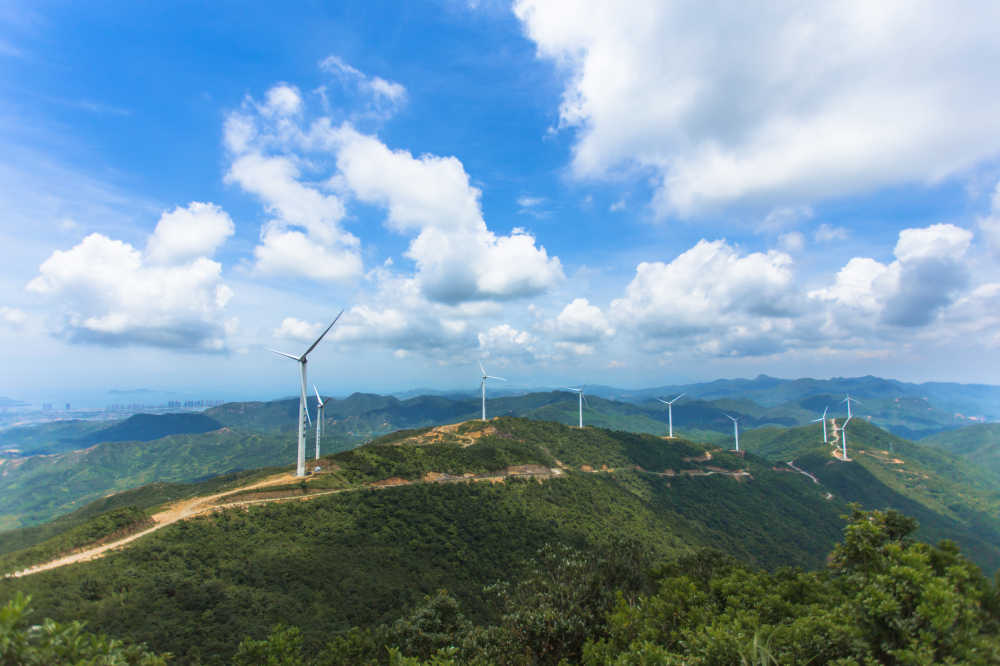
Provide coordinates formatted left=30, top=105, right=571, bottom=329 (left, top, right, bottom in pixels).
left=3, top=508, right=998, bottom=664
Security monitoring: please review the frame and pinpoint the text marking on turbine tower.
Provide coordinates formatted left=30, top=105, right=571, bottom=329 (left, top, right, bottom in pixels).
left=269, top=310, right=343, bottom=477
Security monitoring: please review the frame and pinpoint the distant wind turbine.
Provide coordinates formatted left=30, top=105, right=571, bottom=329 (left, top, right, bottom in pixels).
left=657, top=393, right=685, bottom=438
left=566, top=387, right=586, bottom=428
left=270, top=310, right=343, bottom=477
left=724, top=413, right=741, bottom=453
left=313, top=385, right=328, bottom=462
left=811, top=406, right=829, bottom=444
left=842, top=394, right=861, bottom=420
left=479, top=362, right=505, bottom=421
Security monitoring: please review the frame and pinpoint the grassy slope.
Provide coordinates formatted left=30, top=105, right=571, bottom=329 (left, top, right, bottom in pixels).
left=922, top=423, right=1000, bottom=481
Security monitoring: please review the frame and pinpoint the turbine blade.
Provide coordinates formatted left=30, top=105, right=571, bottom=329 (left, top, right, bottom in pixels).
left=302, top=309, right=344, bottom=358
left=671, top=392, right=686, bottom=402
left=487, top=376, right=506, bottom=382
left=314, top=384, right=322, bottom=404
left=656, top=398, right=668, bottom=404
left=269, top=349, right=301, bottom=361
left=479, top=361, right=486, bottom=376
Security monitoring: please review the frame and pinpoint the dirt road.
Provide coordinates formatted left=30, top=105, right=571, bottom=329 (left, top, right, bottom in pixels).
left=7, top=472, right=300, bottom=578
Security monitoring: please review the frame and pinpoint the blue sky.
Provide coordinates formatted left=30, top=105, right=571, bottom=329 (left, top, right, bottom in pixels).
left=3, top=1, right=1000, bottom=406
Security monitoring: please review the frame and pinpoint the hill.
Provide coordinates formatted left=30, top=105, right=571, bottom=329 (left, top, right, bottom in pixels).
left=0, top=428, right=319, bottom=530
left=922, top=423, right=1000, bottom=482
left=1, top=417, right=999, bottom=662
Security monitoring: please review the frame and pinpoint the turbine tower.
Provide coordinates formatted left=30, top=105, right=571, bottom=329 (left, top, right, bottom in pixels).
left=724, top=413, right=741, bottom=453
left=313, top=385, right=328, bottom=462
left=811, top=406, right=829, bottom=444
left=840, top=414, right=852, bottom=461
left=566, top=387, right=585, bottom=428
left=657, top=393, right=685, bottom=438
left=479, top=362, right=505, bottom=421
left=270, top=310, right=343, bottom=477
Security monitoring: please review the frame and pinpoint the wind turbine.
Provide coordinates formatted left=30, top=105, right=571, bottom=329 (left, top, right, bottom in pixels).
left=566, top=387, right=586, bottom=428
left=313, top=385, right=328, bottom=462
left=657, top=393, right=685, bottom=438
left=724, top=413, right=741, bottom=453
left=479, top=362, right=505, bottom=421
left=270, top=310, right=343, bottom=477
left=811, top=406, right=829, bottom=444
left=842, top=394, right=861, bottom=419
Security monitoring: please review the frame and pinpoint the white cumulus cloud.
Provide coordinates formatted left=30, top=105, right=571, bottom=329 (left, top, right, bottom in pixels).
left=146, top=202, right=235, bottom=265
left=611, top=239, right=802, bottom=355
left=333, top=126, right=564, bottom=303
left=810, top=223, right=973, bottom=329
left=27, top=229, right=235, bottom=351
left=514, top=1, right=1000, bottom=216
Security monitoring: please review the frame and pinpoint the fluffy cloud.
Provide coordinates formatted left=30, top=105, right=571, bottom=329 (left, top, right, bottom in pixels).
left=611, top=240, right=800, bottom=339
left=225, top=150, right=361, bottom=282
left=551, top=298, right=614, bottom=342
left=333, top=126, right=564, bottom=303
left=27, top=228, right=235, bottom=351
left=145, top=202, right=234, bottom=265
left=810, top=223, right=973, bottom=329
left=514, top=1, right=1000, bottom=216
left=478, top=324, right=537, bottom=359
left=224, top=81, right=561, bottom=300
left=273, top=317, right=324, bottom=343
left=0, top=306, right=26, bottom=328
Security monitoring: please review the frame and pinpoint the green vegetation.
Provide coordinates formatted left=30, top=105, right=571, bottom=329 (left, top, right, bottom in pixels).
left=201, top=509, right=1000, bottom=665
left=0, top=593, right=168, bottom=664
left=0, top=419, right=107, bottom=455
left=923, top=422, right=1000, bottom=482
left=80, top=413, right=224, bottom=445
left=0, top=505, right=152, bottom=573
left=1, top=417, right=999, bottom=663
left=0, top=428, right=341, bottom=530
left=0, top=469, right=279, bottom=562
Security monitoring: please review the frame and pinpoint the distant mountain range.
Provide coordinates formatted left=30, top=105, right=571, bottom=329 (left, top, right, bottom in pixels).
left=0, top=375, right=996, bottom=532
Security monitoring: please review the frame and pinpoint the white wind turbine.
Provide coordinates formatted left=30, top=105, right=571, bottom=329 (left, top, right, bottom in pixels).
left=842, top=394, right=861, bottom=419
left=566, top=387, right=586, bottom=428
left=479, top=362, right=505, bottom=421
left=811, top=406, right=829, bottom=444
left=657, top=393, right=685, bottom=438
left=270, top=310, right=343, bottom=477
left=313, top=385, right=328, bottom=462
left=724, top=413, right=741, bottom=453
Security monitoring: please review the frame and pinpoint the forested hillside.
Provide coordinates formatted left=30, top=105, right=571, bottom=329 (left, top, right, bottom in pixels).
left=2, top=417, right=999, bottom=663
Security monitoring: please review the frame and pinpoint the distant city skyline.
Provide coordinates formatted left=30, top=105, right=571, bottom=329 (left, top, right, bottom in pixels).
left=2, top=2, right=1000, bottom=401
